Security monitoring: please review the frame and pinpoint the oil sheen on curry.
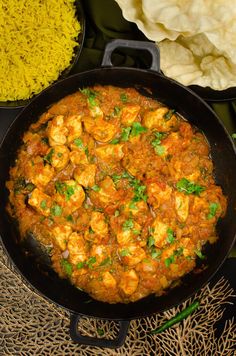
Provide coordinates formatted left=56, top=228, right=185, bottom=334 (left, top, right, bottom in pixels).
left=7, top=86, right=227, bottom=303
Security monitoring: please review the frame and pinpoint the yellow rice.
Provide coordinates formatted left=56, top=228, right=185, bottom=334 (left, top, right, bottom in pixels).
left=0, top=0, right=81, bottom=101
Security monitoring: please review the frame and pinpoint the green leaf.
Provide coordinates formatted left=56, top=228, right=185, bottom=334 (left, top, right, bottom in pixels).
left=120, top=248, right=130, bottom=257
left=61, top=259, right=73, bottom=276
left=40, top=200, right=47, bottom=210
left=164, top=109, right=175, bottom=121
left=91, top=185, right=100, bottom=192
left=50, top=204, right=62, bottom=217
left=130, top=122, right=147, bottom=137
left=55, top=182, right=75, bottom=201
left=99, top=257, right=112, bottom=266
left=129, top=201, right=137, bottom=209
left=165, top=255, right=175, bottom=267
left=166, top=228, right=175, bottom=244
left=120, top=93, right=128, bottom=102
left=77, top=261, right=85, bottom=269
left=154, top=145, right=166, bottom=156
left=66, top=214, right=73, bottom=222
left=174, top=247, right=184, bottom=256
left=87, top=256, right=97, bottom=268
left=207, top=202, right=219, bottom=219
left=195, top=249, right=205, bottom=260
left=80, top=88, right=97, bottom=107
left=74, top=138, right=84, bottom=148
left=176, top=178, right=205, bottom=195
left=44, top=149, right=54, bottom=164
left=147, top=235, right=155, bottom=248
left=84, top=146, right=89, bottom=157
left=122, top=219, right=134, bottom=231
left=133, top=229, right=140, bottom=235
left=121, top=127, right=131, bottom=141
left=150, top=248, right=162, bottom=260
left=113, top=106, right=121, bottom=116
left=110, top=138, right=120, bottom=144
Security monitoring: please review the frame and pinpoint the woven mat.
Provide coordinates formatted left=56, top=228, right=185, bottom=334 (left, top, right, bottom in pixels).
left=1, top=243, right=235, bottom=356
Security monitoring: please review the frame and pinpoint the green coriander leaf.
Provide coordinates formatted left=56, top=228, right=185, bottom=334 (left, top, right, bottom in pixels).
left=41, top=137, right=49, bottom=145
left=40, top=200, right=47, bottom=210
left=99, top=257, right=112, bottom=266
left=129, top=201, right=137, bottom=209
left=89, top=227, right=95, bottom=234
left=91, top=185, right=100, bottom=192
left=121, top=127, right=131, bottom=141
left=57, top=152, right=63, bottom=158
left=165, top=255, right=175, bottom=267
left=74, top=138, right=84, bottom=148
left=150, top=248, right=162, bottom=260
left=87, top=256, right=96, bottom=268
left=195, top=249, right=205, bottom=260
left=113, top=106, right=121, bottom=116
left=110, top=138, right=120, bottom=144
left=166, top=228, right=175, bottom=244
left=147, top=235, right=155, bottom=248
left=77, top=261, right=85, bottom=269
left=44, top=149, right=54, bottom=164
left=176, top=178, right=205, bottom=195
left=133, top=229, right=140, bottom=235
left=84, top=146, right=89, bottom=157
left=154, top=145, right=166, bottom=156
left=130, top=122, right=147, bottom=136
left=120, top=248, right=130, bottom=257
left=120, top=93, right=128, bottom=103
left=80, top=88, right=97, bottom=107
left=207, top=202, right=219, bottom=219
left=122, top=219, right=134, bottom=231
left=164, top=109, right=175, bottom=121
left=64, top=185, right=75, bottom=201
left=66, top=214, right=73, bottom=222
left=61, top=259, right=72, bottom=276
left=174, top=247, right=184, bottom=256
left=50, top=204, right=62, bottom=217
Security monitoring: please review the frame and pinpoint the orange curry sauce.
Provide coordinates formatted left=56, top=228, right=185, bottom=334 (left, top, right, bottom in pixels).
left=6, top=86, right=227, bottom=303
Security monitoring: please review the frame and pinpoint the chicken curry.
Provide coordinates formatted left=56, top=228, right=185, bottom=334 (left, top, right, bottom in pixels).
left=7, top=86, right=227, bottom=303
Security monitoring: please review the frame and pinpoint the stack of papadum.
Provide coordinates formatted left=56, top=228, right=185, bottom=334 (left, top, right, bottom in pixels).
left=116, top=0, right=236, bottom=90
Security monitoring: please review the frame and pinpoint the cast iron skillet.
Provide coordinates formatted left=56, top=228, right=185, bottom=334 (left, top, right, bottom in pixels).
left=0, top=40, right=236, bottom=349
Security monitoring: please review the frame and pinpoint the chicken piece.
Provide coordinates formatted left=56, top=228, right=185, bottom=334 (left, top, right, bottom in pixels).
left=51, top=225, right=72, bottom=250
left=102, top=271, right=117, bottom=289
left=94, top=176, right=117, bottom=206
left=142, top=107, right=178, bottom=131
left=64, top=115, right=82, bottom=143
left=69, top=150, right=88, bottom=165
left=147, top=182, right=172, bottom=209
left=123, top=200, right=149, bottom=217
left=55, top=180, right=85, bottom=213
left=47, top=115, right=68, bottom=146
left=26, top=158, right=55, bottom=187
left=74, top=164, right=96, bottom=187
left=119, top=245, right=146, bottom=266
left=89, top=105, right=103, bottom=118
left=175, top=192, right=189, bottom=222
left=161, top=132, right=180, bottom=155
left=83, top=117, right=117, bottom=142
left=67, top=232, right=87, bottom=265
left=116, top=221, right=141, bottom=245
left=90, top=211, right=108, bottom=237
left=152, top=219, right=169, bottom=248
left=121, top=104, right=140, bottom=126
left=95, top=144, right=124, bottom=162
left=45, top=145, right=70, bottom=171
left=119, top=269, right=139, bottom=295
left=89, top=244, right=111, bottom=265
left=28, top=188, right=51, bottom=216
left=181, top=238, right=195, bottom=258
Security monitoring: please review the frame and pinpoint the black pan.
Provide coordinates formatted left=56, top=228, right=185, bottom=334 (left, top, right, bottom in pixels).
left=0, top=40, right=236, bottom=349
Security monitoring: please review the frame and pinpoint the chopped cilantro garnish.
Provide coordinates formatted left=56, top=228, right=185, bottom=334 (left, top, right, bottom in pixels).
left=130, top=122, right=147, bottom=137
left=176, top=178, right=205, bottom=195
left=57, top=152, right=63, bottom=158
left=99, top=257, right=111, bottom=266
left=110, top=138, right=120, bottom=144
left=122, top=219, right=134, bottom=231
left=61, top=259, right=72, bottom=276
left=113, top=106, right=121, bottom=116
left=84, top=146, right=89, bottom=157
left=166, top=228, right=175, bottom=244
left=121, top=127, right=131, bottom=141
left=77, top=261, right=85, bottom=269
left=44, top=149, right=54, bottom=164
left=55, top=181, right=75, bottom=201
left=207, top=202, right=219, bottom=219
left=133, top=229, right=140, bottom=235
left=41, top=137, right=49, bottom=145
left=147, top=235, right=155, bottom=248
left=165, top=255, right=175, bottom=267
left=164, top=109, right=175, bottom=121
left=40, top=200, right=47, bottom=210
left=195, top=249, right=205, bottom=260
left=150, top=248, right=162, bottom=260
left=130, top=179, right=148, bottom=202
left=50, top=204, right=62, bottom=217
left=154, top=145, right=166, bottom=156
left=120, top=248, right=130, bottom=257
left=80, top=88, right=97, bottom=107
left=120, top=93, right=128, bottom=102
left=87, top=256, right=97, bottom=268
left=91, top=185, right=100, bottom=192
left=66, top=214, right=73, bottom=222
left=174, top=247, right=184, bottom=256
left=74, top=138, right=84, bottom=148
left=129, top=201, right=137, bottom=209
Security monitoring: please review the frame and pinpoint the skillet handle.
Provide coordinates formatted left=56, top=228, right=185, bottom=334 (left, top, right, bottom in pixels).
left=101, top=39, right=160, bottom=73
left=69, top=314, right=130, bottom=349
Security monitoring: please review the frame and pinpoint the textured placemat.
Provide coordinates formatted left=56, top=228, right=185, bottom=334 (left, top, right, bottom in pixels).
left=1, top=242, right=235, bottom=356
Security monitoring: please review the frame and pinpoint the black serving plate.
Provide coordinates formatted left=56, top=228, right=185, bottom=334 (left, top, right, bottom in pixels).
left=0, top=0, right=86, bottom=109
left=189, top=85, right=236, bottom=102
